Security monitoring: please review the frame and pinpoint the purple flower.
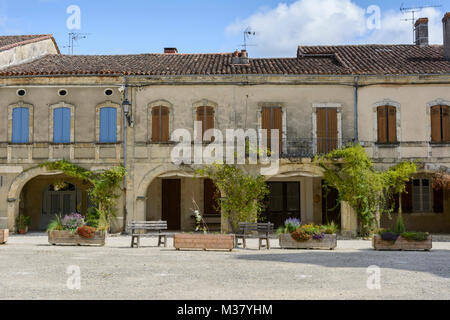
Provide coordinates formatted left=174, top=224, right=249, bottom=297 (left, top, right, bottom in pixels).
left=313, top=232, right=325, bottom=240
left=284, top=218, right=301, bottom=227
left=61, top=213, right=85, bottom=230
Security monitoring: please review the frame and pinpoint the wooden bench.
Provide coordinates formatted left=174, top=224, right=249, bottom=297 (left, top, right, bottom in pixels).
left=128, top=221, right=168, bottom=248
left=235, top=222, right=274, bottom=250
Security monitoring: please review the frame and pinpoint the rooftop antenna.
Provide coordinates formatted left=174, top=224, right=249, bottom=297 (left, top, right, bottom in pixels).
left=400, top=2, right=442, bottom=43
left=64, top=32, right=90, bottom=55
left=240, top=27, right=257, bottom=51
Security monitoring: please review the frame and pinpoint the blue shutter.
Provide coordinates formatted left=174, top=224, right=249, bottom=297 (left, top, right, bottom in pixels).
left=54, top=107, right=71, bottom=143
left=100, top=107, right=117, bottom=143
left=12, top=108, right=29, bottom=143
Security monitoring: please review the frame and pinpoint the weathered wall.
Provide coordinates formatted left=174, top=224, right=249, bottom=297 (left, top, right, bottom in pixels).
left=0, top=39, right=58, bottom=69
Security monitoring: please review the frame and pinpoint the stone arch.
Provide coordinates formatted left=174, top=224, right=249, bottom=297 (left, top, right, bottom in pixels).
left=7, top=166, right=63, bottom=230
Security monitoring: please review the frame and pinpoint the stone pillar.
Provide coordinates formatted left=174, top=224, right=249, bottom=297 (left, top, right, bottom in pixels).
left=341, top=201, right=358, bottom=238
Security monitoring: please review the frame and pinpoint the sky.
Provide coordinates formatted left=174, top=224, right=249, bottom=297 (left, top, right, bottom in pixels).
left=0, top=0, right=449, bottom=57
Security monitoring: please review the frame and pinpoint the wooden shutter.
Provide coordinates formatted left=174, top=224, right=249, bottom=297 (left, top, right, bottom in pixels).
left=388, top=106, right=397, bottom=143
left=402, top=181, right=413, bottom=213
left=433, top=187, right=444, bottom=213
left=431, top=105, right=441, bottom=142
left=100, top=107, right=117, bottom=143
left=327, top=108, right=338, bottom=151
left=262, top=107, right=271, bottom=150
left=317, top=108, right=337, bottom=153
left=160, top=107, right=169, bottom=142
left=316, top=108, right=327, bottom=154
left=377, top=106, right=387, bottom=143
left=152, top=107, right=161, bottom=142
left=272, top=107, right=283, bottom=154
left=205, top=106, right=215, bottom=142
left=443, top=105, right=449, bottom=142
left=12, top=107, right=29, bottom=143
left=54, top=107, right=71, bottom=143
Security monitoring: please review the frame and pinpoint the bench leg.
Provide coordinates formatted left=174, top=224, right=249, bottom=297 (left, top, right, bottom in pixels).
left=131, top=235, right=138, bottom=248
left=164, top=235, right=167, bottom=248
left=243, top=237, right=247, bottom=249
left=266, top=238, right=270, bottom=250
left=157, top=236, right=161, bottom=247
left=258, top=238, right=262, bottom=250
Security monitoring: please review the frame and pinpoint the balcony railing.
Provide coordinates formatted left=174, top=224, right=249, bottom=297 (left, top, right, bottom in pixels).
left=280, top=138, right=356, bottom=158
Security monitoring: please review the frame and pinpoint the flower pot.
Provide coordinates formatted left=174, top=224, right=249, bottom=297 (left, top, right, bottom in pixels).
left=373, top=234, right=432, bottom=251
left=279, top=233, right=337, bottom=250
left=0, top=229, right=8, bottom=244
left=18, top=227, right=28, bottom=234
left=48, top=230, right=106, bottom=246
left=174, top=233, right=235, bottom=251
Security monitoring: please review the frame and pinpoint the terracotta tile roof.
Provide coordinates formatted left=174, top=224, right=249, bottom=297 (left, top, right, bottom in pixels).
left=0, top=44, right=449, bottom=77
left=0, top=34, right=59, bottom=53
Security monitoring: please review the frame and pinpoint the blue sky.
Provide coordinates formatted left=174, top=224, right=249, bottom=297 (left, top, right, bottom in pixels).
left=1, top=0, right=449, bottom=57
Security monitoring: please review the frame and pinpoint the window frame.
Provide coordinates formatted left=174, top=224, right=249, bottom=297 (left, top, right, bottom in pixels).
left=96, top=101, right=121, bottom=144
left=412, top=178, right=433, bottom=213
left=49, top=102, right=75, bottom=144
left=8, top=102, right=33, bottom=144
left=430, top=105, right=450, bottom=143
left=372, top=100, right=401, bottom=146
left=148, top=100, right=173, bottom=144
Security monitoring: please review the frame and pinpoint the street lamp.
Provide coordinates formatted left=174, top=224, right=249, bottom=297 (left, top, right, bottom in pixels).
left=121, top=96, right=131, bottom=234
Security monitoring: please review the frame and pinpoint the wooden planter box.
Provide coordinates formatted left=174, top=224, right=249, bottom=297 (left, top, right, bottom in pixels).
left=48, top=230, right=106, bottom=246
left=373, top=235, right=432, bottom=251
left=174, top=234, right=235, bottom=251
left=0, top=229, right=8, bottom=244
left=279, top=234, right=337, bottom=250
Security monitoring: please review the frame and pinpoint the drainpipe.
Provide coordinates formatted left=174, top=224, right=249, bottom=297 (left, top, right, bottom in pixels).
left=122, top=79, right=129, bottom=234
left=354, top=76, right=359, bottom=143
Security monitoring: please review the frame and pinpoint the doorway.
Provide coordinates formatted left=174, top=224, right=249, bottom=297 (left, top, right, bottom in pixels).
left=263, top=182, right=301, bottom=228
left=162, top=179, right=181, bottom=230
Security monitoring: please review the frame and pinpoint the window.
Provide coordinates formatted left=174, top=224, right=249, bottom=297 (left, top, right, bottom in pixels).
left=196, top=106, right=214, bottom=142
left=99, top=107, right=117, bottom=143
left=377, top=105, right=397, bottom=143
left=412, top=179, right=431, bottom=212
left=12, top=107, right=29, bottom=143
left=261, top=107, right=282, bottom=154
left=53, top=107, right=71, bottom=143
left=431, top=105, right=449, bottom=143
left=263, top=182, right=300, bottom=228
left=394, top=178, right=444, bottom=213
left=316, top=108, right=338, bottom=154
left=152, top=106, right=169, bottom=142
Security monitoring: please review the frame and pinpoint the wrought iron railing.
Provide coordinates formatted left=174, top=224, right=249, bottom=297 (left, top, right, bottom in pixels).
left=280, top=138, right=356, bottom=158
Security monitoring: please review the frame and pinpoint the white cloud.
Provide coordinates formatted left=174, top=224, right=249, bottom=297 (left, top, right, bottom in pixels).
left=226, top=0, right=444, bottom=57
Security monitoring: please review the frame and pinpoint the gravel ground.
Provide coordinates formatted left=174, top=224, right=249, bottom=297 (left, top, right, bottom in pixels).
left=1, top=233, right=450, bottom=300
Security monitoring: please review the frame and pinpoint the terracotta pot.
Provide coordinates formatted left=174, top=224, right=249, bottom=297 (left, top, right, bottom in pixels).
left=18, top=227, right=28, bottom=234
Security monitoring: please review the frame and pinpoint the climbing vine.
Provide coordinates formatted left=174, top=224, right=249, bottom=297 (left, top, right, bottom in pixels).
left=40, top=160, right=126, bottom=231
left=317, top=145, right=417, bottom=236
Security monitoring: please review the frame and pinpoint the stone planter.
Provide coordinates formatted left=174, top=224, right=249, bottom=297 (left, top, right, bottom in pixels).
left=279, top=234, right=337, bottom=250
left=48, top=230, right=106, bottom=246
left=373, top=235, right=432, bottom=251
left=0, top=229, right=8, bottom=244
left=174, top=233, right=235, bottom=251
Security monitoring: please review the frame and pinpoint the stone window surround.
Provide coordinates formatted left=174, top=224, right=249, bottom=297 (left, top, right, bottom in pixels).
left=49, top=102, right=75, bottom=144
left=312, top=103, right=343, bottom=155
left=95, top=101, right=122, bottom=144
left=372, top=99, right=402, bottom=144
left=257, top=102, right=288, bottom=155
left=426, top=99, right=450, bottom=143
left=147, top=99, right=174, bottom=143
left=192, top=99, right=218, bottom=141
left=8, top=101, right=34, bottom=144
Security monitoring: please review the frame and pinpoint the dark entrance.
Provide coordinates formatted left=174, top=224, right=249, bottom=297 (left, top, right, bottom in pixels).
left=262, top=182, right=301, bottom=228
left=203, top=179, right=221, bottom=232
left=162, top=179, right=181, bottom=230
left=322, top=181, right=341, bottom=225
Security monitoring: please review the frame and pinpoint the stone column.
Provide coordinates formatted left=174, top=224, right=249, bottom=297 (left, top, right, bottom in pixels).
left=341, top=201, right=358, bottom=238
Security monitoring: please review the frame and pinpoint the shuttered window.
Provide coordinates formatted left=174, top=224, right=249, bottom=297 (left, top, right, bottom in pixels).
left=12, top=107, right=29, bottom=143
left=316, top=108, right=338, bottom=154
left=431, top=105, right=450, bottom=143
left=53, top=107, right=71, bottom=143
left=99, top=107, right=117, bottom=143
left=377, top=106, right=397, bottom=143
left=261, top=107, right=283, bottom=154
left=412, top=179, right=431, bottom=212
left=197, top=106, right=214, bottom=142
left=152, top=106, right=169, bottom=142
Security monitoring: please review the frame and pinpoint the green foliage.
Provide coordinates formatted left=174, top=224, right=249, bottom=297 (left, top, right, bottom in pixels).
left=16, top=214, right=31, bottom=229
left=196, top=163, right=269, bottom=232
left=46, top=215, right=63, bottom=232
left=401, top=232, right=429, bottom=242
left=317, top=144, right=416, bottom=236
left=321, top=222, right=339, bottom=235
left=85, top=207, right=100, bottom=229
left=40, top=160, right=126, bottom=231
left=395, top=215, right=406, bottom=234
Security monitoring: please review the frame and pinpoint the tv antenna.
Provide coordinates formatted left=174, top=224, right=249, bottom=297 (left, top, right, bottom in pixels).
left=400, top=2, right=442, bottom=43
left=64, top=32, right=90, bottom=55
left=240, top=27, right=257, bottom=51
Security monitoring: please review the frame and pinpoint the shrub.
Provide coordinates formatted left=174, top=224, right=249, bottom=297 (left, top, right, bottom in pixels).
left=16, top=214, right=32, bottom=230
left=395, top=215, right=406, bottom=234
left=47, top=215, right=63, bottom=232
left=321, top=222, right=339, bottom=235
left=85, top=207, right=100, bottom=228
left=401, top=232, right=429, bottom=242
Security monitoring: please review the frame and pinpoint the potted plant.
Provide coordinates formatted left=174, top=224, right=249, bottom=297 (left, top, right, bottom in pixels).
left=16, top=214, right=32, bottom=234
left=47, top=212, right=106, bottom=246
left=278, top=220, right=338, bottom=250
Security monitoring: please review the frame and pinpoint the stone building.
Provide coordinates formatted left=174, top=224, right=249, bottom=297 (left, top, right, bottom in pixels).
left=0, top=14, right=449, bottom=234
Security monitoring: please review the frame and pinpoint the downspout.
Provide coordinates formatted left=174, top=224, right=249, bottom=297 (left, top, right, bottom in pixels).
left=354, top=76, right=359, bottom=143
left=122, top=78, right=128, bottom=234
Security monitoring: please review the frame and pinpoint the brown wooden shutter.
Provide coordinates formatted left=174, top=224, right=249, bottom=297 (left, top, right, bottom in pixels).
left=205, top=106, right=215, bottom=142
left=402, top=181, right=413, bottom=213
left=272, top=107, right=283, bottom=154
left=262, top=107, right=272, bottom=150
left=316, top=108, right=327, bottom=154
left=433, top=187, right=444, bottom=213
left=161, top=107, right=169, bottom=142
left=152, top=107, right=161, bottom=142
left=431, top=105, right=441, bottom=142
left=327, top=108, right=338, bottom=152
left=442, top=105, right=449, bottom=142
left=377, top=106, right=387, bottom=143
left=388, top=106, right=397, bottom=143
left=196, top=106, right=214, bottom=141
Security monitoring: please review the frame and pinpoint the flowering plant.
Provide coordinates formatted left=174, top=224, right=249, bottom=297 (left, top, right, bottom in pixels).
left=276, top=218, right=302, bottom=235
left=291, top=229, right=312, bottom=242
left=61, top=213, right=85, bottom=232
left=77, top=226, right=97, bottom=239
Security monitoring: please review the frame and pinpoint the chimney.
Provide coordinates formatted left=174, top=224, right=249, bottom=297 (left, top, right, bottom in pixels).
left=415, top=18, right=429, bottom=46
left=231, top=49, right=250, bottom=65
left=444, top=12, right=450, bottom=61
left=164, top=47, right=178, bottom=54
